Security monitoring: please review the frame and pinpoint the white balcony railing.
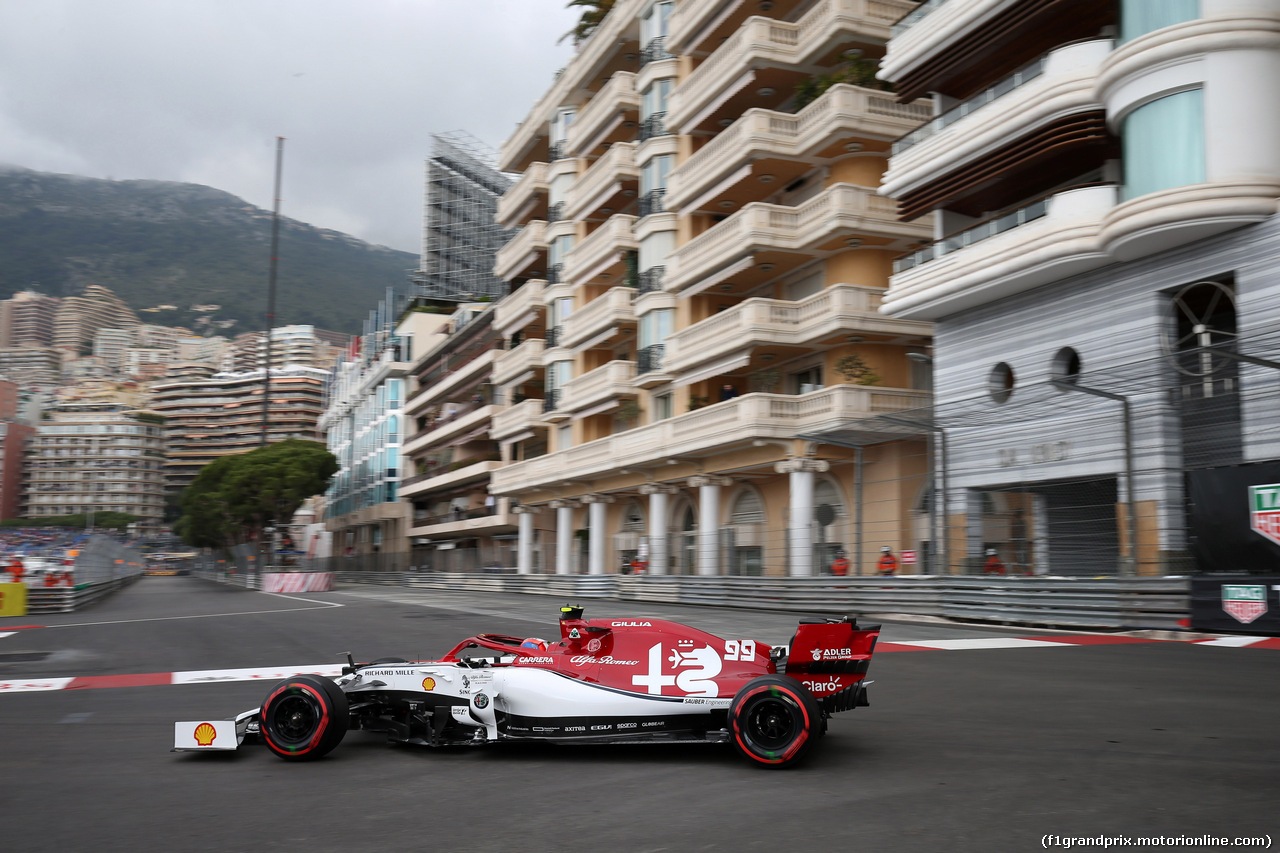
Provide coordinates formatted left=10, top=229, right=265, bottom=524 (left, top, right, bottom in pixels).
left=495, top=162, right=548, bottom=227
left=404, top=351, right=496, bottom=416
left=491, top=385, right=930, bottom=494
left=494, top=280, right=546, bottom=337
left=561, top=214, right=638, bottom=285
left=667, top=0, right=916, bottom=131
left=565, top=142, right=639, bottom=221
left=491, top=398, right=550, bottom=441
left=560, top=287, right=638, bottom=350
left=399, top=459, right=503, bottom=499
left=558, top=360, right=637, bottom=414
left=401, top=402, right=502, bottom=458
left=882, top=39, right=1113, bottom=200
left=494, top=220, right=548, bottom=281
left=492, top=338, right=546, bottom=386
left=668, top=84, right=931, bottom=210
left=883, top=184, right=1120, bottom=320
left=665, top=183, right=929, bottom=292
left=566, top=72, right=641, bottom=158
left=663, top=284, right=928, bottom=374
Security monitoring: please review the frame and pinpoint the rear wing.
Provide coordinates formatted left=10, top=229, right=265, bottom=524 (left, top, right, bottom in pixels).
left=781, top=616, right=880, bottom=712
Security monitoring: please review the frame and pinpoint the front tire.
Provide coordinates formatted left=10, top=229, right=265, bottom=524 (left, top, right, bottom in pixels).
left=729, top=675, right=821, bottom=768
left=261, top=674, right=348, bottom=761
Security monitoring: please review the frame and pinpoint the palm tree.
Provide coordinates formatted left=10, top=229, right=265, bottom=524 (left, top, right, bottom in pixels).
left=560, top=0, right=617, bottom=45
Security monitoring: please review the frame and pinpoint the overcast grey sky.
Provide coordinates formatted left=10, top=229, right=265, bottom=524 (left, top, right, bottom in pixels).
left=0, top=0, right=582, bottom=254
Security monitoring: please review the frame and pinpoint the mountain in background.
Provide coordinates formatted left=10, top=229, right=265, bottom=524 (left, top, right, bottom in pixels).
left=0, top=166, right=418, bottom=336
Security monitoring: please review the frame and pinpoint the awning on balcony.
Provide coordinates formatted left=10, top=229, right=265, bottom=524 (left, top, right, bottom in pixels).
left=673, top=351, right=752, bottom=387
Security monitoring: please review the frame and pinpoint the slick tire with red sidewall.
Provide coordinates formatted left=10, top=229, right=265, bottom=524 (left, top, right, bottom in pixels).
left=729, top=675, right=821, bottom=768
left=261, top=674, right=349, bottom=761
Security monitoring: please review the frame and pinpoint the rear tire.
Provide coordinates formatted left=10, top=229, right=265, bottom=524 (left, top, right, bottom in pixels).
left=729, top=675, right=821, bottom=768
left=261, top=674, right=348, bottom=761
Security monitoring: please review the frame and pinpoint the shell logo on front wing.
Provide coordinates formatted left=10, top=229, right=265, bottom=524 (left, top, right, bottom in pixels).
left=193, top=722, right=217, bottom=746
left=422, top=677, right=436, bottom=691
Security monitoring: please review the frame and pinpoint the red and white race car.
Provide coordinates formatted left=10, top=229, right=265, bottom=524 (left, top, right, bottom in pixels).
left=174, top=606, right=880, bottom=768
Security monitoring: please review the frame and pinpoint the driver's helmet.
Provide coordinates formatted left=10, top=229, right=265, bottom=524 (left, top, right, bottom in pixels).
left=519, top=637, right=549, bottom=652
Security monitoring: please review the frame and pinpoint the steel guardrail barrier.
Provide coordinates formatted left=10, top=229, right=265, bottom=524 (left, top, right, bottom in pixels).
left=330, top=572, right=1191, bottom=630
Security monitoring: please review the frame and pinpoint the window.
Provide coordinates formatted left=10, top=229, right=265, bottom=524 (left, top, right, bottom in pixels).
left=791, top=366, right=823, bottom=395
left=653, top=392, right=674, bottom=420
left=641, top=154, right=674, bottom=195
left=640, top=0, right=673, bottom=46
left=989, top=362, right=1015, bottom=404
left=1120, top=0, right=1197, bottom=43
left=641, top=79, right=672, bottom=122
left=639, top=309, right=674, bottom=349
left=1123, top=90, right=1205, bottom=200
left=557, top=424, right=572, bottom=451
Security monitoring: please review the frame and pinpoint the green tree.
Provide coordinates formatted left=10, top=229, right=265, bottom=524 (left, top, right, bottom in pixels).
left=560, top=0, right=616, bottom=45
left=175, top=439, right=337, bottom=550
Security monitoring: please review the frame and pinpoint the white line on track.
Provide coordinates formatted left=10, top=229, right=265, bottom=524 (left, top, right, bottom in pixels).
left=0, top=632, right=14, bottom=639
left=40, top=591, right=342, bottom=629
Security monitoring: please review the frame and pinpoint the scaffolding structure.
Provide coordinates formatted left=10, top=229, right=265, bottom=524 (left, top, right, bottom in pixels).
left=413, top=131, right=513, bottom=301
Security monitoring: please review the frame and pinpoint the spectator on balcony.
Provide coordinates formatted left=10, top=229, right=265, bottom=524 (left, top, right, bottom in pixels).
left=719, top=383, right=739, bottom=401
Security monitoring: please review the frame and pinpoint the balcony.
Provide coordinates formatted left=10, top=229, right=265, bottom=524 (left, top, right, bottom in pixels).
left=561, top=214, right=638, bottom=286
left=494, top=220, right=548, bottom=281
left=495, top=162, right=548, bottom=228
left=399, top=459, right=503, bottom=500
left=492, top=398, right=551, bottom=441
left=639, top=36, right=673, bottom=67
left=405, top=350, right=496, bottom=415
left=634, top=343, right=672, bottom=389
left=561, top=287, right=638, bottom=350
left=491, top=384, right=930, bottom=494
left=665, top=183, right=932, bottom=294
left=638, top=266, right=665, bottom=294
left=636, top=112, right=670, bottom=143
left=498, top=0, right=648, bottom=172
left=664, top=284, right=930, bottom=375
left=882, top=184, right=1121, bottom=321
left=638, top=188, right=666, bottom=218
left=668, top=0, right=808, bottom=56
left=494, top=280, right=545, bottom=337
left=566, top=72, right=641, bottom=158
left=492, top=338, right=546, bottom=387
left=559, top=360, right=637, bottom=416
left=408, top=507, right=516, bottom=538
left=882, top=39, right=1112, bottom=204
left=666, top=0, right=916, bottom=133
left=667, top=84, right=932, bottom=213
left=402, top=402, right=502, bottom=458
left=565, top=142, right=640, bottom=222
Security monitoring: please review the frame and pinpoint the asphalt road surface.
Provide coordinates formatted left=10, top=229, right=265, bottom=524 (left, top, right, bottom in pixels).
left=1, top=577, right=1276, bottom=853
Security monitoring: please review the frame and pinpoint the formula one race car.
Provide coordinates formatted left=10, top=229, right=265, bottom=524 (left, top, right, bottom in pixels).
left=174, top=606, right=880, bottom=768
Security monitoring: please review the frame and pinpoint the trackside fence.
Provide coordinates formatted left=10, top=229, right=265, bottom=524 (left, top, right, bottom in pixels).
left=330, top=571, right=1189, bottom=631
left=25, top=536, right=146, bottom=614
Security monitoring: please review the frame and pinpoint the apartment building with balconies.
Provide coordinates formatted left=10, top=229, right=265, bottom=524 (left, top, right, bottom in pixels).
left=150, top=365, right=328, bottom=492
left=398, top=303, right=519, bottom=569
left=25, top=412, right=166, bottom=524
left=52, top=284, right=139, bottom=356
left=321, top=299, right=451, bottom=561
left=489, top=0, right=937, bottom=577
left=876, top=0, right=1280, bottom=575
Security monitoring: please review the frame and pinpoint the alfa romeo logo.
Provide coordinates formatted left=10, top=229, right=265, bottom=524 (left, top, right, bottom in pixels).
left=1222, top=585, right=1268, bottom=625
